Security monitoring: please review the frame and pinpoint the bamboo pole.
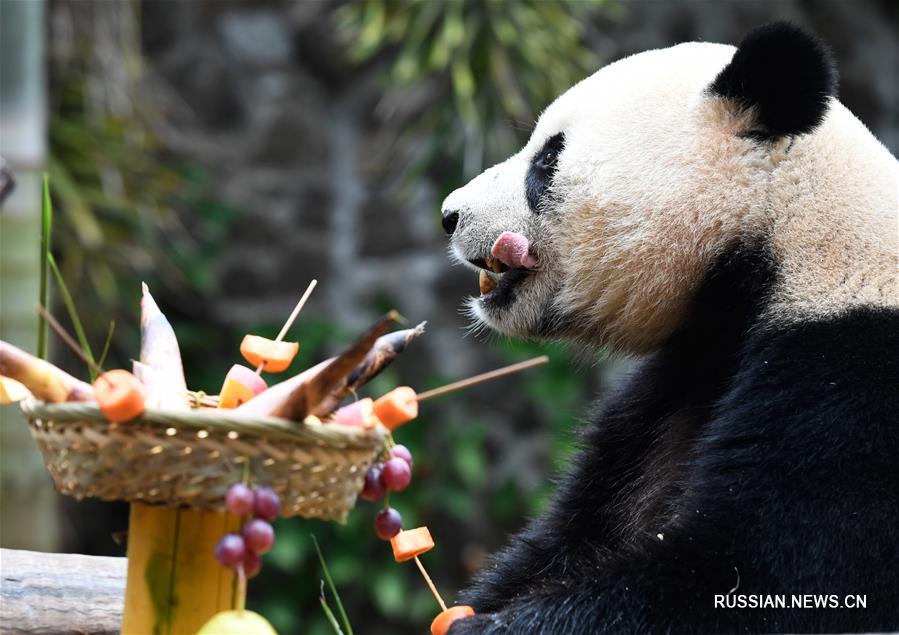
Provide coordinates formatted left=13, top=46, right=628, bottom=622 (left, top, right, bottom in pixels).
left=121, top=504, right=243, bottom=635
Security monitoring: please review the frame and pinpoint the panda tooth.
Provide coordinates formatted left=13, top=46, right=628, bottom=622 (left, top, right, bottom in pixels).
left=485, top=257, right=503, bottom=273
left=479, top=270, right=498, bottom=294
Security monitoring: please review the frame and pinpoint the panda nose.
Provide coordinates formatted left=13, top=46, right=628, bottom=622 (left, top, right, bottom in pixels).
left=441, top=209, right=460, bottom=235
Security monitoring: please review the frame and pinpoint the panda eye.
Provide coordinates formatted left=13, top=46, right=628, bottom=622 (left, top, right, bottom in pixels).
left=541, top=150, right=557, bottom=167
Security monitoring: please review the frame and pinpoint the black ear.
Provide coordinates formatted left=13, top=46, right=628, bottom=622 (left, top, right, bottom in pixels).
left=710, top=22, right=837, bottom=138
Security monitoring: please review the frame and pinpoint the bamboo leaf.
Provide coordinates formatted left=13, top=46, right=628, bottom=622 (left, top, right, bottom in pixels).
left=48, top=253, right=97, bottom=380
left=97, top=321, right=116, bottom=369
left=319, top=586, right=345, bottom=635
left=312, top=535, right=354, bottom=635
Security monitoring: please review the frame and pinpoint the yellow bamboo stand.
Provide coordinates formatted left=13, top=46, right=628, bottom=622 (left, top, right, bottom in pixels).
left=121, top=503, right=244, bottom=635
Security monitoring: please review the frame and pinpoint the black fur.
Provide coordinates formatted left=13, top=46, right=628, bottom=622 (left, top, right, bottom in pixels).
left=526, top=133, right=565, bottom=213
left=483, top=268, right=531, bottom=309
left=709, top=22, right=837, bottom=138
left=449, top=245, right=899, bottom=634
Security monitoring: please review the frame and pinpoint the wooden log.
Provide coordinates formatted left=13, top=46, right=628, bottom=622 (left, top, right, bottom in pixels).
left=121, top=503, right=243, bottom=635
left=0, top=547, right=126, bottom=635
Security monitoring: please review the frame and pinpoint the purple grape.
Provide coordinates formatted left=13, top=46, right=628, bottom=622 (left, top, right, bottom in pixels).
left=390, top=445, right=413, bottom=469
left=254, top=486, right=281, bottom=521
left=214, top=534, right=245, bottom=568
left=242, top=518, right=275, bottom=554
left=242, top=549, right=262, bottom=578
left=225, top=483, right=255, bottom=516
left=374, top=507, right=402, bottom=540
left=360, top=464, right=385, bottom=502
left=380, top=457, right=411, bottom=492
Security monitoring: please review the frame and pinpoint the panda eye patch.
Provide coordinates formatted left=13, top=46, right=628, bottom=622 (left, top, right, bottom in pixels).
left=526, top=132, right=565, bottom=213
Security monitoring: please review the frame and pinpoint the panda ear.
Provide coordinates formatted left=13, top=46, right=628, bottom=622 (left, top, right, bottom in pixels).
left=709, top=22, right=837, bottom=138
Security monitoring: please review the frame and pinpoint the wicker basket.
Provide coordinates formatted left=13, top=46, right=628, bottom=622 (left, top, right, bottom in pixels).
left=20, top=398, right=387, bottom=522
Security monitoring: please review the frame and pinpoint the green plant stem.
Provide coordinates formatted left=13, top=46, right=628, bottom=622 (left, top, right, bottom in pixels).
left=97, top=320, right=115, bottom=368
left=312, top=534, right=354, bottom=635
left=47, top=253, right=97, bottom=380
left=319, top=587, right=346, bottom=635
left=38, top=174, right=52, bottom=359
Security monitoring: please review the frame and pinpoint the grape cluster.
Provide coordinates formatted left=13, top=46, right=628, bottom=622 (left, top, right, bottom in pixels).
left=360, top=444, right=413, bottom=540
left=214, top=483, right=281, bottom=578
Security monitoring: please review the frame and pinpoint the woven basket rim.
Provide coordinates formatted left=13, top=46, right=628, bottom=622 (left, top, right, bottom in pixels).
left=20, top=398, right=385, bottom=450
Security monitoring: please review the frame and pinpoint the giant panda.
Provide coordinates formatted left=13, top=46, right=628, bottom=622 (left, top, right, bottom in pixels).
left=440, top=23, right=898, bottom=634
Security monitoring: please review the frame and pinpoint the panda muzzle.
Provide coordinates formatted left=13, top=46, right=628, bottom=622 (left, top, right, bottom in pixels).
left=476, top=232, right=537, bottom=295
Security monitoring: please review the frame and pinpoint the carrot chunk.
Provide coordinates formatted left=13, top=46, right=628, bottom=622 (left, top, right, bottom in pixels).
left=373, top=386, right=418, bottom=430
left=239, top=335, right=299, bottom=373
left=219, top=364, right=268, bottom=409
left=94, top=369, right=145, bottom=423
left=390, top=526, right=434, bottom=563
left=333, top=398, right=382, bottom=429
left=431, top=606, right=475, bottom=635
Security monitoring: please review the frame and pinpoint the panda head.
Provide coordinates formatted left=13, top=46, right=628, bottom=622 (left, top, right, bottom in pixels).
left=442, top=22, right=838, bottom=353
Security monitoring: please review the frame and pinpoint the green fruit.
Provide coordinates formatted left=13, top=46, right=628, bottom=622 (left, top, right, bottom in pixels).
left=196, top=610, right=278, bottom=635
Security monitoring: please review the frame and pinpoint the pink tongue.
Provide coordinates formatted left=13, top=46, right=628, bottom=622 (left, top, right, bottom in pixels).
left=491, top=231, right=537, bottom=269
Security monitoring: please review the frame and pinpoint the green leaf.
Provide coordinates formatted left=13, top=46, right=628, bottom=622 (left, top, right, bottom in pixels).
left=48, top=253, right=97, bottom=380
left=96, top=321, right=116, bottom=369
left=318, top=586, right=345, bottom=635
left=312, top=534, right=354, bottom=635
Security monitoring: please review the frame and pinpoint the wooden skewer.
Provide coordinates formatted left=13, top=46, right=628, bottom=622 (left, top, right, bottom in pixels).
left=37, top=305, right=108, bottom=383
left=416, top=355, right=549, bottom=402
left=255, top=279, right=317, bottom=375
left=414, top=555, right=447, bottom=612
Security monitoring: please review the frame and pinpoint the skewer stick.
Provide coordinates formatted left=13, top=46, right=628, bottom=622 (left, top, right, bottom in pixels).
left=416, top=355, right=549, bottom=402
left=37, top=305, right=107, bottom=381
left=255, top=279, right=317, bottom=375
left=414, top=555, right=447, bottom=612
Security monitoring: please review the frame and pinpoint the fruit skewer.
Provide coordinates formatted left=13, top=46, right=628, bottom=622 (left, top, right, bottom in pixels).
left=415, top=553, right=447, bottom=612
left=356, top=356, right=552, bottom=502
left=250, top=279, right=317, bottom=376
left=361, top=355, right=550, bottom=430
left=416, top=355, right=549, bottom=401
left=390, top=527, right=476, bottom=634
left=220, top=280, right=317, bottom=408
left=356, top=357, right=552, bottom=632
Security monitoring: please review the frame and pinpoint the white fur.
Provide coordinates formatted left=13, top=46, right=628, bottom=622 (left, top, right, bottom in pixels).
left=445, top=42, right=899, bottom=353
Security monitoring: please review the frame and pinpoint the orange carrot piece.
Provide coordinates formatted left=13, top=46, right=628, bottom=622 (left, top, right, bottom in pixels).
left=373, top=386, right=419, bottom=430
left=239, top=335, right=298, bottom=373
left=94, top=369, right=145, bottom=423
left=390, top=527, right=434, bottom=563
left=431, top=606, right=475, bottom=635
left=219, top=364, right=268, bottom=409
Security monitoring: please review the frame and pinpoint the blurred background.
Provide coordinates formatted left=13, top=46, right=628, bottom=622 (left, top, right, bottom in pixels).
left=0, top=1, right=895, bottom=633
